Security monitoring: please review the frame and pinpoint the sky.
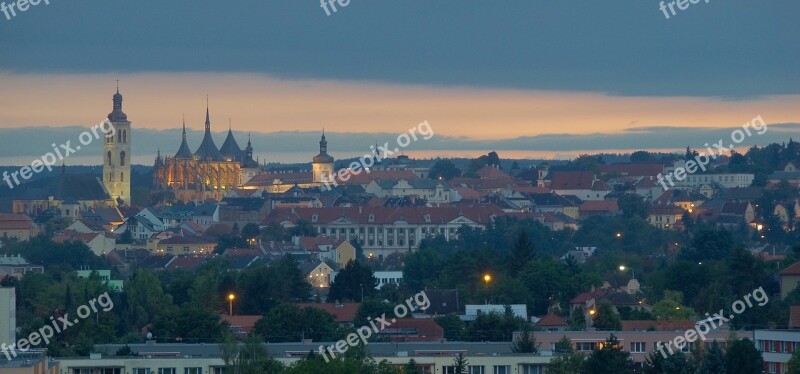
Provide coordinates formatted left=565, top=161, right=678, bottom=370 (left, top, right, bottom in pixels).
left=0, top=1, right=798, bottom=164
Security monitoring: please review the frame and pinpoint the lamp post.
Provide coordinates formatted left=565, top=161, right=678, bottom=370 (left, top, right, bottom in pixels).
left=228, top=293, right=235, bottom=316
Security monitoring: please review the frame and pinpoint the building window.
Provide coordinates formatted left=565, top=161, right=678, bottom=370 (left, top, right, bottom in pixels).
left=520, top=365, right=544, bottom=374
left=133, top=369, right=150, bottom=374
left=493, top=366, right=510, bottom=374
left=576, top=342, right=596, bottom=351
left=120, top=151, right=126, bottom=166
left=468, top=366, right=485, bottom=374
left=121, top=172, right=124, bottom=182
left=630, top=342, right=646, bottom=353
left=108, top=151, right=113, bottom=166
left=185, top=369, right=202, bottom=374
left=158, top=369, right=177, bottom=374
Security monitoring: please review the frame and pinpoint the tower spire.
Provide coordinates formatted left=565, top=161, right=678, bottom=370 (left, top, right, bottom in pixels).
left=205, top=96, right=211, bottom=131
left=116, top=79, right=119, bottom=94
left=182, top=114, right=187, bottom=139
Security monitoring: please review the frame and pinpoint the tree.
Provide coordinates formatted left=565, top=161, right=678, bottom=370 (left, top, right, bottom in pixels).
left=788, top=347, right=800, bottom=374
left=618, top=194, right=648, bottom=219
left=241, top=223, right=261, bottom=240
left=698, top=340, right=726, bottom=374
left=435, top=313, right=465, bottom=341
left=254, top=303, right=339, bottom=343
left=222, top=334, right=284, bottom=374
left=630, top=151, right=655, bottom=164
left=725, top=338, right=764, bottom=374
left=581, top=334, right=633, bottom=374
left=328, top=260, right=377, bottom=302
left=509, top=231, right=535, bottom=276
left=592, top=303, right=622, bottom=331
left=652, top=291, right=692, bottom=320
left=452, top=353, right=468, bottom=374
left=548, top=352, right=586, bottom=374
left=511, top=325, right=540, bottom=354
left=429, top=159, right=462, bottom=180
left=404, top=359, right=423, bottom=374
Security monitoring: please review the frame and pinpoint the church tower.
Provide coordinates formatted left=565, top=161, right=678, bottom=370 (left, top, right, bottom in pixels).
left=103, top=86, right=132, bottom=206
left=312, top=131, right=335, bottom=184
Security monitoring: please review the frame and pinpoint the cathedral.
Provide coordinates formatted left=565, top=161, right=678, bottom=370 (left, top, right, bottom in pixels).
left=152, top=105, right=260, bottom=202
left=152, top=103, right=336, bottom=202
left=104, top=88, right=132, bottom=206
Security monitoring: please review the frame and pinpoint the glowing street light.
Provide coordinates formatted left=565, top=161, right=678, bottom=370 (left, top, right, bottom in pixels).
left=618, top=265, right=626, bottom=271
left=483, top=274, right=492, bottom=284
left=228, top=293, right=236, bottom=316
left=589, top=309, right=596, bottom=316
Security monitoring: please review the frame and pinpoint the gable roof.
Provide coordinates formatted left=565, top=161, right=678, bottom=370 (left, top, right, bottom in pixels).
left=551, top=171, right=597, bottom=190
left=262, top=205, right=504, bottom=226
left=297, top=303, right=360, bottom=324
left=0, top=213, right=33, bottom=230
left=780, top=261, right=800, bottom=276
left=536, top=313, right=568, bottom=327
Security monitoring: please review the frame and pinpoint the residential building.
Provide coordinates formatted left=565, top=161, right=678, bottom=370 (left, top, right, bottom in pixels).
left=647, top=205, right=685, bottom=229
left=302, top=260, right=334, bottom=288
left=374, top=270, right=403, bottom=289
left=779, top=261, right=800, bottom=299
left=76, top=269, right=124, bottom=292
left=365, top=178, right=457, bottom=204
left=0, top=213, right=35, bottom=241
left=263, top=205, right=505, bottom=258
left=550, top=171, right=610, bottom=201
left=53, top=229, right=117, bottom=256
left=754, top=329, right=800, bottom=374
left=0, top=287, right=15, bottom=347
left=0, top=254, right=44, bottom=280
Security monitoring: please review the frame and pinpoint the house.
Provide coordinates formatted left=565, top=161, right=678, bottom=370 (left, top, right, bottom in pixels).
left=779, top=261, right=800, bottom=299
left=535, top=313, right=569, bottom=332
left=420, top=289, right=460, bottom=316
left=220, top=315, right=262, bottom=337
left=148, top=232, right=216, bottom=255
left=621, top=320, right=695, bottom=332
left=301, top=237, right=356, bottom=268
left=76, top=269, right=123, bottom=292
left=0, top=254, right=43, bottom=280
left=647, top=205, right=684, bottom=229
left=301, top=260, right=335, bottom=288
left=165, top=256, right=208, bottom=271
left=0, top=213, right=35, bottom=241
left=11, top=172, right=115, bottom=218
left=193, top=203, right=220, bottom=228
left=53, top=229, right=117, bottom=256
left=373, top=270, right=403, bottom=289
left=364, top=179, right=457, bottom=204
left=719, top=201, right=755, bottom=225
left=550, top=171, right=610, bottom=201
left=579, top=200, right=620, bottom=218
left=376, top=318, right=444, bottom=342
left=297, top=303, right=360, bottom=326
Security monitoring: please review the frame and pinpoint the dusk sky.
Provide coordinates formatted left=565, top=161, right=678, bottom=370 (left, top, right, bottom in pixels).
left=1, top=1, right=798, bottom=164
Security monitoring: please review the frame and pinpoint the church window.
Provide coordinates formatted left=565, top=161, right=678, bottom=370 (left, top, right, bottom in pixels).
left=120, top=151, right=126, bottom=166
left=107, top=151, right=113, bottom=166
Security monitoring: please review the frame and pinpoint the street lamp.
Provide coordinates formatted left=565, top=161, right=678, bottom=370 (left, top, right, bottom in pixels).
left=618, top=265, right=626, bottom=271
left=228, top=293, right=235, bottom=316
left=483, top=274, right=492, bottom=284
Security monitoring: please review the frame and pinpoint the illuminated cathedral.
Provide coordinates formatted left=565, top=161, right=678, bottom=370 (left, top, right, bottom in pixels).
left=152, top=106, right=260, bottom=202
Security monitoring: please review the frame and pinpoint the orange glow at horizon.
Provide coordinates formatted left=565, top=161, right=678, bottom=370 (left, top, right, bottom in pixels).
left=0, top=72, right=799, bottom=142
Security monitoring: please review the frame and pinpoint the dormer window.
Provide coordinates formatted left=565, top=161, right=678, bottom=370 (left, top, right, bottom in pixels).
left=312, top=214, right=318, bottom=222
left=423, top=214, right=431, bottom=223
left=368, top=214, right=375, bottom=222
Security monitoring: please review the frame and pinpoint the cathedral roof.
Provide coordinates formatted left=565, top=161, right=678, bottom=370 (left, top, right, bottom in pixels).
left=174, top=119, right=194, bottom=159
left=219, top=128, right=245, bottom=162
left=313, top=132, right=334, bottom=164
left=193, top=106, right=225, bottom=162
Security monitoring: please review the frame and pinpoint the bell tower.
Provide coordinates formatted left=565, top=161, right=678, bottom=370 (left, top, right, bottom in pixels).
left=103, top=84, right=132, bottom=206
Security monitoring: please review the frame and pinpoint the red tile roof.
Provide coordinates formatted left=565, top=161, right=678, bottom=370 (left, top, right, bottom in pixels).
left=220, top=315, right=262, bottom=335
left=297, top=303, right=360, bottom=324
left=165, top=256, right=208, bottom=270
left=477, top=166, right=512, bottom=180
left=551, top=171, right=597, bottom=190
left=536, top=313, right=568, bottom=327
left=380, top=318, right=444, bottom=342
left=52, top=230, right=101, bottom=244
left=780, top=261, right=800, bottom=276
left=0, top=214, right=33, bottom=230
left=598, top=164, right=664, bottom=177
